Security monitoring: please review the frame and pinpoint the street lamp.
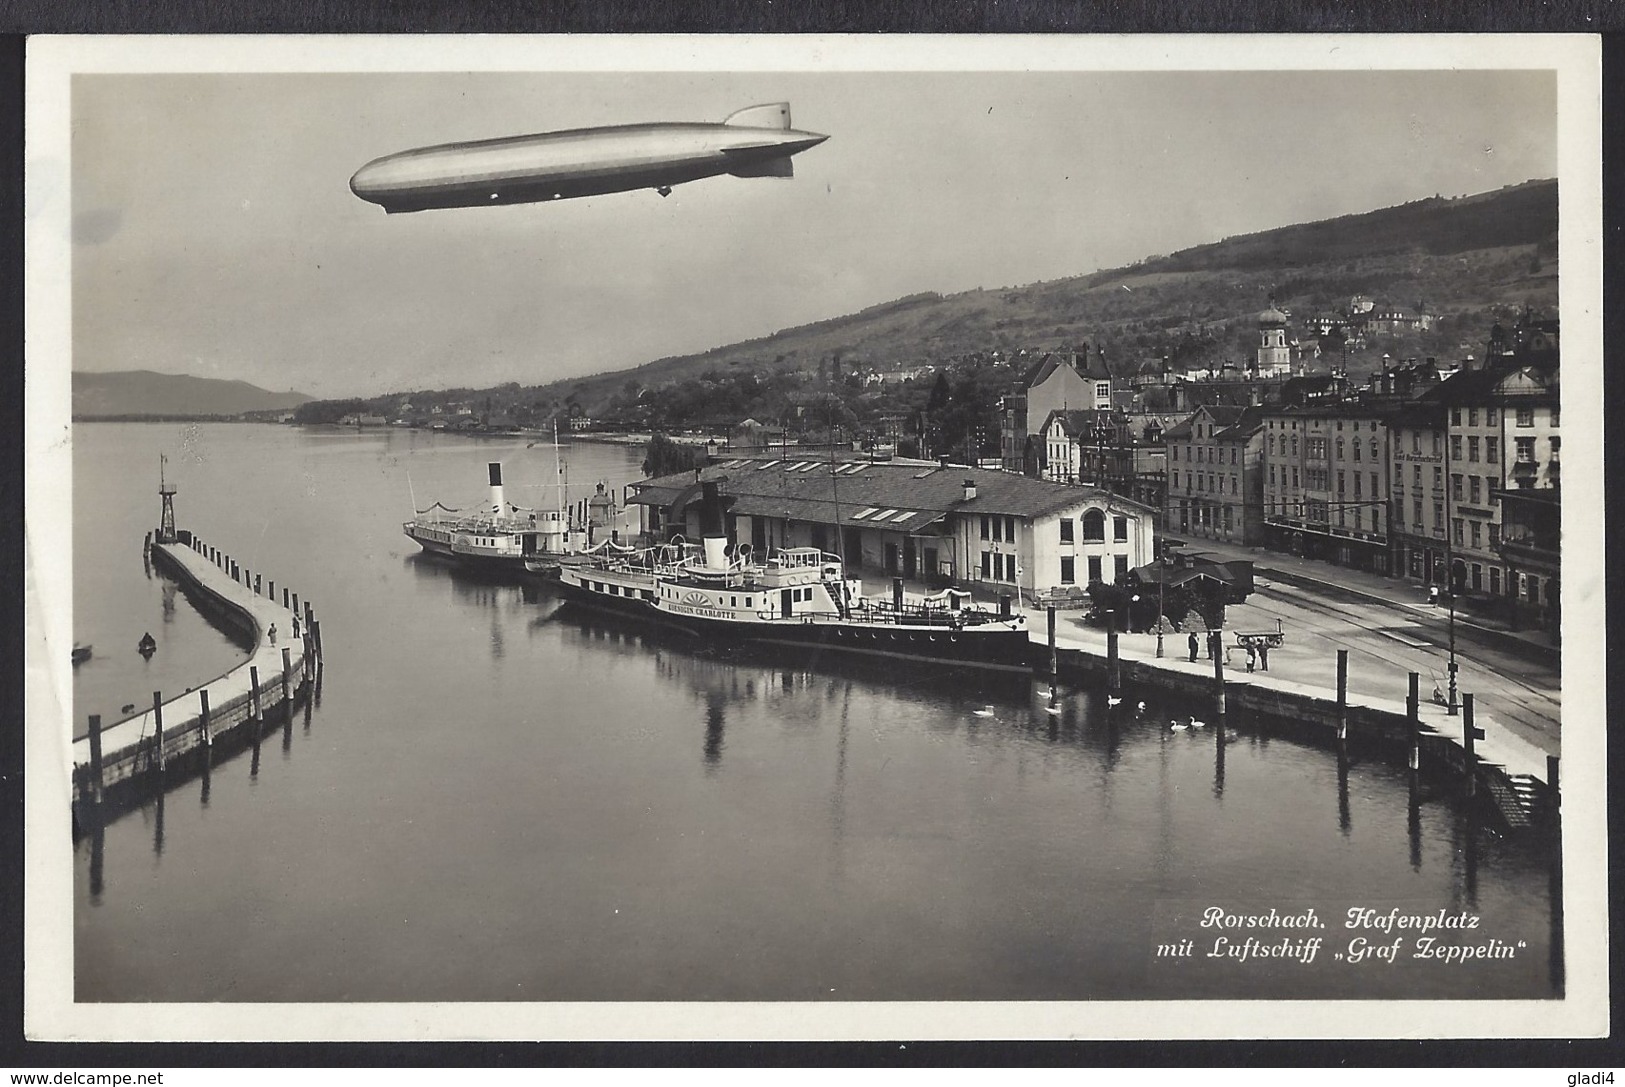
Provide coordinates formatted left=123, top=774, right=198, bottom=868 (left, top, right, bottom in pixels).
left=1155, top=538, right=1166, bottom=658
left=1447, top=576, right=1459, bottom=715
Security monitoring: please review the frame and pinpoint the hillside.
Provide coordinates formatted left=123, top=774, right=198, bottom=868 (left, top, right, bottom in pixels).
left=298, top=178, right=1557, bottom=433
left=539, top=178, right=1556, bottom=415
left=73, top=370, right=313, bottom=418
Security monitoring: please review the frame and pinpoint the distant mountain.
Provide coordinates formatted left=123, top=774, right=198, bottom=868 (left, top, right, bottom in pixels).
left=535, top=178, right=1557, bottom=415
left=72, top=370, right=313, bottom=418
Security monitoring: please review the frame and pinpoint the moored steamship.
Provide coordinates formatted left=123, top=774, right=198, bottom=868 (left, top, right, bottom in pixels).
left=555, top=481, right=1031, bottom=671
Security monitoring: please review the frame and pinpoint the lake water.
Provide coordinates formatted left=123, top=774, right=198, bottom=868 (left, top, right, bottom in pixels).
left=70, top=423, right=1560, bottom=1002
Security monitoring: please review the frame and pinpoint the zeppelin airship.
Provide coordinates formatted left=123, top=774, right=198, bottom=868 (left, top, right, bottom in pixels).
left=349, top=102, right=828, bottom=213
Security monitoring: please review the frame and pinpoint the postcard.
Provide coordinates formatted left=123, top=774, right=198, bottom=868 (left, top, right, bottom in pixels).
left=23, top=33, right=1606, bottom=1041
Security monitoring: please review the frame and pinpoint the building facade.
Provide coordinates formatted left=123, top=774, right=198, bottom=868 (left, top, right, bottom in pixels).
left=1166, top=405, right=1266, bottom=546
left=1261, top=402, right=1393, bottom=573
left=999, top=350, right=1114, bottom=472
left=1497, top=488, right=1560, bottom=636
left=629, top=458, right=1156, bottom=596
left=1386, top=400, right=1449, bottom=585
left=1431, top=364, right=1560, bottom=600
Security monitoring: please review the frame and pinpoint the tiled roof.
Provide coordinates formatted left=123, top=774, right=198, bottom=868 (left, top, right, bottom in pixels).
left=1019, top=353, right=1069, bottom=389
left=631, top=461, right=1153, bottom=522
left=1212, top=405, right=1266, bottom=441
left=1197, top=404, right=1250, bottom=429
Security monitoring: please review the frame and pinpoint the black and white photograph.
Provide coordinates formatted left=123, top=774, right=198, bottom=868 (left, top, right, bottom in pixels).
left=22, top=35, right=1606, bottom=1041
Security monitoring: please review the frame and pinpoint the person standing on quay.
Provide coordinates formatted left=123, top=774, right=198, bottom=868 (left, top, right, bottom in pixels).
left=1188, top=631, right=1199, bottom=662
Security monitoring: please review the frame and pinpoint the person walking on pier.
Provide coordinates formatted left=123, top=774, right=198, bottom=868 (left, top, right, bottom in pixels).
left=1246, top=644, right=1257, bottom=673
left=268, top=623, right=278, bottom=646
left=1187, top=631, right=1199, bottom=662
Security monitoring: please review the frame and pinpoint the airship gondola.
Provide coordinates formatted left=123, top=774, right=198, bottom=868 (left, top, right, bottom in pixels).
left=350, top=102, right=828, bottom=213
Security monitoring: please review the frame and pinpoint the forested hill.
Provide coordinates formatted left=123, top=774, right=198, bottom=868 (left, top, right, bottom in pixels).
left=539, top=178, right=1556, bottom=415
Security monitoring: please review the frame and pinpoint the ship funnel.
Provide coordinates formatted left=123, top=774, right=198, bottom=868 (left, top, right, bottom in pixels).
left=699, top=480, right=729, bottom=571
left=488, top=462, right=505, bottom=520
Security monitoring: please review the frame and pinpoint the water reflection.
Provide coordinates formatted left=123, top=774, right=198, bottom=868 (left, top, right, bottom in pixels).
left=702, top=692, right=726, bottom=769
left=88, top=823, right=105, bottom=904
left=75, top=427, right=1562, bottom=1002
left=1336, top=740, right=1352, bottom=836
left=1409, top=770, right=1423, bottom=871
left=151, top=790, right=165, bottom=860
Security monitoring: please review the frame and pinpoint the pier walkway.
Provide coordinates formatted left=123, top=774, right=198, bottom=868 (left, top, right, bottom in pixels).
left=854, top=569, right=1556, bottom=791
left=72, top=537, right=320, bottom=805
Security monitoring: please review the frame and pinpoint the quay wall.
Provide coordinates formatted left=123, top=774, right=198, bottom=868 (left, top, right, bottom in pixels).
left=72, top=536, right=323, bottom=818
left=1046, top=640, right=1553, bottom=831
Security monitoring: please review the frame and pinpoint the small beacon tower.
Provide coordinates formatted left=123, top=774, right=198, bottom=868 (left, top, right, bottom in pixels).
left=157, top=454, right=178, bottom=544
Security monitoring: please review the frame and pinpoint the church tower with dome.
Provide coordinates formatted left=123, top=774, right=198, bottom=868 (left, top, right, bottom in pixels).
left=1255, top=298, right=1293, bottom=375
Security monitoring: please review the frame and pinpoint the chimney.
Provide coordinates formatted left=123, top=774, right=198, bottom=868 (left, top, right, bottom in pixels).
left=963, top=478, right=977, bottom=502
left=699, top=479, right=729, bottom=571
left=487, top=462, right=505, bottom=519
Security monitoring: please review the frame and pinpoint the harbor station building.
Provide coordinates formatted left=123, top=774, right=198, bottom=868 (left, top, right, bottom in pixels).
left=628, top=457, right=1157, bottom=596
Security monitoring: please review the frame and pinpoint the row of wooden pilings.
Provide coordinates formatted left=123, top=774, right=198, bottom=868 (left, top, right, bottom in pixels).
left=82, top=534, right=327, bottom=814
left=1040, top=605, right=1559, bottom=827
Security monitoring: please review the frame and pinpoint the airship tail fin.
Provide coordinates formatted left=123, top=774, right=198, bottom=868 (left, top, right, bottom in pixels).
left=727, top=155, right=795, bottom=179
left=723, top=103, right=792, bottom=130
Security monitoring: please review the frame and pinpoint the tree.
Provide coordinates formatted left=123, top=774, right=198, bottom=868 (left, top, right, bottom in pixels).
left=642, top=432, right=704, bottom=479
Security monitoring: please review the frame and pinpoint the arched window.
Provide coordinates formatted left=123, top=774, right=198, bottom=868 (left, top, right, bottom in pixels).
left=1081, top=509, right=1105, bottom=542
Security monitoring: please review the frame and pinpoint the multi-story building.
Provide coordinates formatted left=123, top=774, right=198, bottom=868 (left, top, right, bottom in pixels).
left=1165, top=405, right=1266, bottom=545
left=1386, top=400, right=1449, bottom=585
left=1261, top=401, right=1394, bottom=573
left=1427, top=363, right=1560, bottom=599
left=1497, top=487, right=1560, bottom=636
left=1038, top=408, right=1174, bottom=517
left=999, top=349, right=1116, bottom=472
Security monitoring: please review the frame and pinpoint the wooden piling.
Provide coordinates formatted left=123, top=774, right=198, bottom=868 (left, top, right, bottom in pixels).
left=1406, top=671, right=1421, bottom=770
left=283, top=587, right=290, bottom=609
left=87, top=714, right=104, bottom=806
left=1210, top=632, right=1226, bottom=720
left=250, top=666, right=263, bottom=727
left=1046, top=606, right=1057, bottom=677
left=281, top=647, right=293, bottom=720
left=892, top=577, right=904, bottom=622
left=254, top=573, right=262, bottom=595
left=199, top=689, right=211, bottom=746
left=312, top=619, right=323, bottom=665
left=1335, top=648, right=1349, bottom=740
left=152, top=690, right=165, bottom=773
left=268, top=578, right=274, bottom=601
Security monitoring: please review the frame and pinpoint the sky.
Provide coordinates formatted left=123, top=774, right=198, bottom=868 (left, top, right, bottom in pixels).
left=69, top=67, right=1557, bottom=399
